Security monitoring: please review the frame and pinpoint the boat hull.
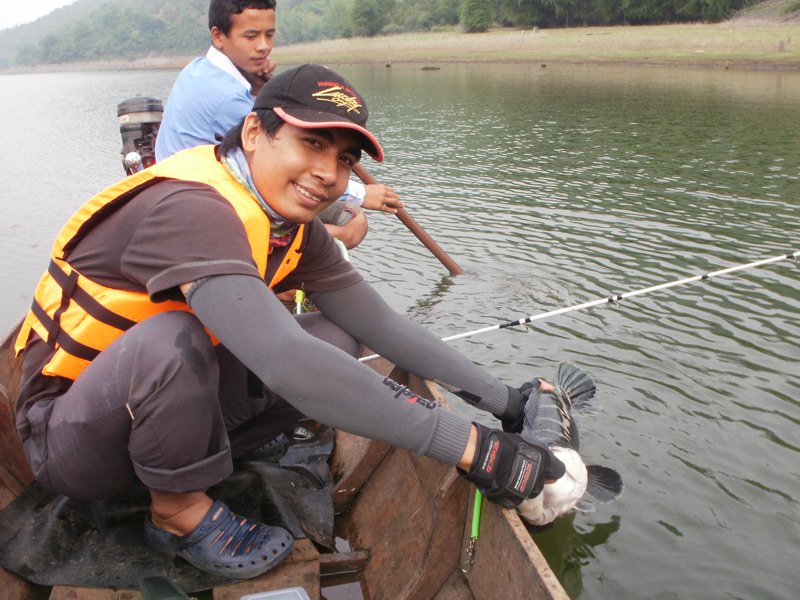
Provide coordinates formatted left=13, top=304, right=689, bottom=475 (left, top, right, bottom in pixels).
left=0, top=319, right=567, bottom=599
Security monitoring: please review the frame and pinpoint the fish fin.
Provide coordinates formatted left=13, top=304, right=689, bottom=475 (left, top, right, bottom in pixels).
left=554, top=361, right=601, bottom=416
left=585, top=465, right=624, bottom=504
left=574, top=499, right=595, bottom=513
left=571, top=412, right=583, bottom=430
left=521, top=386, right=541, bottom=432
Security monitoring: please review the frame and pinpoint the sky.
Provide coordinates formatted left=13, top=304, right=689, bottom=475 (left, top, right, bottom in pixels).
left=1, top=0, right=77, bottom=31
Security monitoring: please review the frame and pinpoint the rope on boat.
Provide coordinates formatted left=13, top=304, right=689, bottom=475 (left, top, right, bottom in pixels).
left=471, top=489, right=483, bottom=539
left=462, top=490, right=484, bottom=574
left=360, top=250, right=799, bottom=362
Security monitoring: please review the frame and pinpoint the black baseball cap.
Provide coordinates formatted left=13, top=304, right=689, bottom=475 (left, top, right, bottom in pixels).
left=253, top=64, right=383, bottom=162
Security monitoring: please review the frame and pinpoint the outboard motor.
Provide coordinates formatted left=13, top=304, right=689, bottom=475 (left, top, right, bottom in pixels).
left=117, top=96, right=164, bottom=175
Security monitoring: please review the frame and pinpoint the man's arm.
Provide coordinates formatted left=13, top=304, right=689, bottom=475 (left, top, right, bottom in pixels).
left=183, top=274, right=560, bottom=505
left=182, top=274, right=474, bottom=467
left=341, top=181, right=404, bottom=214
left=361, top=184, right=403, bottom=213
left=312, top=280, right=514, bottom=419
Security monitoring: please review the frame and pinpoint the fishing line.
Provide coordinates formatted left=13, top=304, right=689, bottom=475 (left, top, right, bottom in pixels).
left=359, top=250, right=799, bottom=362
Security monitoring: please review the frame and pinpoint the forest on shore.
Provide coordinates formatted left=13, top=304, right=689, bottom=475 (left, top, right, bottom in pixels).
left=3, top=0, right=798, bottom=69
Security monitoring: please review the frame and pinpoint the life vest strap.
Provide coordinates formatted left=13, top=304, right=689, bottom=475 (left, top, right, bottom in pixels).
left=31, top=300, right=101, bottom=362
left=48, top=260, right=138, bottom=331
left=48, top=268, right=78, bottom=347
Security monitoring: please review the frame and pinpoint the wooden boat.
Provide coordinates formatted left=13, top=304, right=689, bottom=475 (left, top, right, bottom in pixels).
left=0, top=317, right=568, bottom=599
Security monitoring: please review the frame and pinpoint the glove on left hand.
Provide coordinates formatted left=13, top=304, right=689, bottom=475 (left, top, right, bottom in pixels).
left=500, top=379, right=542, bottom=434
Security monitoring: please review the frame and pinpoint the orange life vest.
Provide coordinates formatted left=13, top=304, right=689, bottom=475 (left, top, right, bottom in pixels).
left=15, top=145, right=305, bottom=380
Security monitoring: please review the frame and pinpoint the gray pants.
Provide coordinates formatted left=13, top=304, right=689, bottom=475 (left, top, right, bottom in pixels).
left=317, top=199, right=361, bottom=226
left=28, top=310, right=359, bottom=500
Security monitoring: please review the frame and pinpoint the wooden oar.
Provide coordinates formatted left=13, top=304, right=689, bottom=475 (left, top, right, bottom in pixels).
left=352, top=163, right=464, bottom=275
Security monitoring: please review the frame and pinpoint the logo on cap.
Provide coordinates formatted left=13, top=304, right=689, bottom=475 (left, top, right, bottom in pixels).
left=312, top=84, right=362, bottom=114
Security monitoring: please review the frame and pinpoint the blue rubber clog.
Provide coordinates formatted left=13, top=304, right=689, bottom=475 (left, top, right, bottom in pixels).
left=246, top=433, right=290, bottom=462
left=144, top=500, right=293, bottom=579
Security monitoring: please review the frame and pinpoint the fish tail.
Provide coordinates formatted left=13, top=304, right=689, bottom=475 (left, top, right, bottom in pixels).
left=554, top=361, right=601, bottom=416
left=585, top=465, right=624, bottom=504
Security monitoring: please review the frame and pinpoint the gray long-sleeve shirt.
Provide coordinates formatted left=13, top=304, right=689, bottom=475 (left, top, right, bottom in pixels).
left=188, top=274, right=512, bottom=466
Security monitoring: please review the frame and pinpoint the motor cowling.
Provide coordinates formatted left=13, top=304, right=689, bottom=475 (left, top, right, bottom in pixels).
left=117, top=96, right=163, bottom=175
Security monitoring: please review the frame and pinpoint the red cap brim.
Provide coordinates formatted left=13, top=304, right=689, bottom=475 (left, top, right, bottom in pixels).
left=274, top=107, right=384, bottom=162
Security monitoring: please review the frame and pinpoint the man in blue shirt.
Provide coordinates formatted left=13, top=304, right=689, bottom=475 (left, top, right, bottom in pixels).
left=156, top=0, right=402, bottom=248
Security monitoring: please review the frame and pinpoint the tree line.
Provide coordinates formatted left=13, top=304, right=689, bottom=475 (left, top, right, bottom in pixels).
left=15, top=0, right=762, bottom=66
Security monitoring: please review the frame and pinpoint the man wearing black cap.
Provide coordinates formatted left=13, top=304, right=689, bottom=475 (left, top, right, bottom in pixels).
left=14, top=64, right=565, bottom=580
left=155, top=0, right=402, bottom=250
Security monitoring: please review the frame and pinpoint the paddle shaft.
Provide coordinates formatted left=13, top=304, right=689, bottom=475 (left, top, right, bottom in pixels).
left=352, top=163, right=464, bottom=275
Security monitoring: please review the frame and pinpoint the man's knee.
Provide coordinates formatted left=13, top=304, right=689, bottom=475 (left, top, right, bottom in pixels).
left=114, top=311, right=218, bottom=383
left=38, top=311, right=229, bottom=499
left=294, top=312, right=360, bottom=357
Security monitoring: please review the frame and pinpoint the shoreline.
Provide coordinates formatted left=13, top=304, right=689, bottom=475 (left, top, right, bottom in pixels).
left=3, top=22, right=800, bottom=75
left=4, top=55, right=798, bottom=75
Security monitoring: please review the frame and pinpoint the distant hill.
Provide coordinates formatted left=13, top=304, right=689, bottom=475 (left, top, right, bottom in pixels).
left=2, top=0, right=795, bottom=70
left=0, top=0, right=113, bottom=69
left=0, top=0, right=209, bottom=69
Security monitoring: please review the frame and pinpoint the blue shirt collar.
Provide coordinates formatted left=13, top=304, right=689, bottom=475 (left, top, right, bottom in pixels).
left=205, top=46, right=253, bottom=93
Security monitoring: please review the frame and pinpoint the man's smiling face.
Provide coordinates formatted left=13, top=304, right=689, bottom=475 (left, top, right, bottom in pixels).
left=241, top=114, right=362, bottom=223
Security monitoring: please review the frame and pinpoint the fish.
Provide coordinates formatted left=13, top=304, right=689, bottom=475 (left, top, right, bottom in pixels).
left=517, top=361, right=623, bottom=526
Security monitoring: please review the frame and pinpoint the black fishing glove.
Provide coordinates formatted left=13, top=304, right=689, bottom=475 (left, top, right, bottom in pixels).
left=460, top=422, right=566, bottom=509
left=500, top=379, right=542, bottom=434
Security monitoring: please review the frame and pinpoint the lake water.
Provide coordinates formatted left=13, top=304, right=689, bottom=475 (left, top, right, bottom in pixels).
left=1, top=63, right=799, bottom=599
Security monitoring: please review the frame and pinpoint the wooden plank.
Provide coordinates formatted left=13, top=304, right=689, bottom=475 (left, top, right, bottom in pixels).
left=342, top=445, right=470, bottom=600
left=0, top=320, right=54, bottom=600
left=212, top=539, right=319, bottom=600
left=432, top=570, right=474, bottom=600
left=318, top=550, right=368, bottom=587
left=0, top=319, right=34, bottom=508
left=0, top=566, right=50, bottom=600
left=0, top=315, right=37, bottom=600
left=359, top=353, right=394, bottom=379
left=0, top=317, right=24, bottom=403
left=328, top=350, right=399, bottom=513
left=330, top=431, right=390, bottom=513
left=0, top=386, right=34, bottom=504
left=462, top=493, right=569, bottom=600
left=0, top=463, right=25, bottom=508
left=337, top=370, right=472, bottom=600
left=318, top=550, right=368, bottom=575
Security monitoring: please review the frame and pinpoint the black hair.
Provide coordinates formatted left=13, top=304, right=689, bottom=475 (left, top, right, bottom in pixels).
left=219, top=109, right=285, bottom=156
left=209, top=0, right=277, bottom=35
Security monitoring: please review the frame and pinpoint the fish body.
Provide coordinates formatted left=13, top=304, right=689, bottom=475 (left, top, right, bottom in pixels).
left=517, top=361, right=623, bottom=526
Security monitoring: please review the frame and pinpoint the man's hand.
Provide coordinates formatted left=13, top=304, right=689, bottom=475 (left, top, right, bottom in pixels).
left=460, top=423, right=565, bottom=509
left=501, top=378, right=554, bottom=434
left=259, top=58, right=277, bottom=82
left=361, top=184, right=403, bottom=214
left=246, top=59, right=278, bottom=96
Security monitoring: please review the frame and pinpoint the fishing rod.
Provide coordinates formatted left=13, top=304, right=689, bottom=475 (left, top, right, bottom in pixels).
left=359, top=250, right=799, bottom=362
